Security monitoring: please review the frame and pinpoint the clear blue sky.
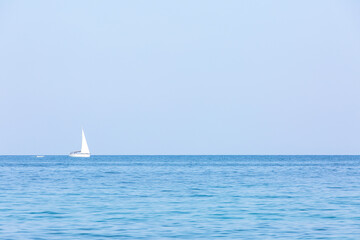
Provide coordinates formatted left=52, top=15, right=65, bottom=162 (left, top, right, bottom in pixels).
left=1, top=1, right=360, bottom=155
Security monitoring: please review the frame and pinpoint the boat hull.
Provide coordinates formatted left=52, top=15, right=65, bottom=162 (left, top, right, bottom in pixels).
left=69, top=153, right=90, bottom=158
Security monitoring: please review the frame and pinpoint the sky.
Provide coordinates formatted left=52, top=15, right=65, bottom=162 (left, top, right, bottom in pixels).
left=0, top=0, right=360, bottom=155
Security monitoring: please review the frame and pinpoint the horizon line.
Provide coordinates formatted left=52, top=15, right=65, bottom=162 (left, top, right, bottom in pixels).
left=1, top=154, right=360, bottom=156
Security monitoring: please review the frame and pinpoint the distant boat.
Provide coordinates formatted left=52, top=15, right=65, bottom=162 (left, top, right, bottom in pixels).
left=69, top=129, right=91, bottom=158
left=36, top=155, right=44, bottom=158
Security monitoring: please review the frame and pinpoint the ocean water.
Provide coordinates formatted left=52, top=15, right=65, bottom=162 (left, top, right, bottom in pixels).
left=1, top=155, right=360, bottom=239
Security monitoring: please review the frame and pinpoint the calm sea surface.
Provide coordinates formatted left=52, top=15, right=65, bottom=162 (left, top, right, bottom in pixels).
left=1, top=155, right=360, bottom=239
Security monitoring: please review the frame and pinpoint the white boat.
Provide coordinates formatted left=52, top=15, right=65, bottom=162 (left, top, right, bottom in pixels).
left=69, top=129, right=91, bottom=158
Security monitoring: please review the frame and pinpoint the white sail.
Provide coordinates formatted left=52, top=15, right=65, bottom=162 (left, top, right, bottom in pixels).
left=80, top=129, right=90, bottom=154
left=69, top=129, right=91, bottom=157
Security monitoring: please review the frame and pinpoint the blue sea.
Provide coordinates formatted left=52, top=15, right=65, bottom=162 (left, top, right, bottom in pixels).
left=1, top=155, right=360, bottom=239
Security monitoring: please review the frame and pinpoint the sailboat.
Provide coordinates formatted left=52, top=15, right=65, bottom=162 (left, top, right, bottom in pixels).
left=69, top=129, right=91, bottom=157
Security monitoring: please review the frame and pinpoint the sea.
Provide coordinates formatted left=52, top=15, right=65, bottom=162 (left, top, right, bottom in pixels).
left=0, top=155, right=360, bottom=239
